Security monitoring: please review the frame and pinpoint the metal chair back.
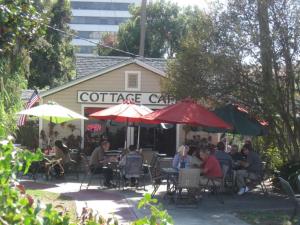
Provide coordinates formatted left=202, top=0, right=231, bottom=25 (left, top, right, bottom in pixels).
left=124, top=154, right=143, bottom=179
left=80, top=153, right=92, bottom=174
left=297, top=175, right=300, bottom=193
left=158, top=157, right=173, bottom=169
left=178, top=168, right=201, bottom=189
left=142, top=150, right=155, bottom=165
left=279, top=177, right=296, bottom=201
left=221, top=164, right=229, bottom=184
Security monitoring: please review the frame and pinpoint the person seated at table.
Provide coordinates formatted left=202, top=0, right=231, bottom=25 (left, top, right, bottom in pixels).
left=236, top=143, right=263, bottom=195
left=54, top=140, right=71, bottom=165
left=214, top=141, right=233, bottom=169
left=46, top=140, right=70, bottom=178
left=89, top=140, right=114, bottom=187
left=199, top=148, right=223, bottom=185
left=119, top=145, right=142, bottom=186
left=172, top=145, right=192, bottom=170
left=190, top=148, right=202, bottom=168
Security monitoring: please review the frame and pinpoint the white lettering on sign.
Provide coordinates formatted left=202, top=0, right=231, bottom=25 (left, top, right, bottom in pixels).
left=77, top=91, right=175, bottom=105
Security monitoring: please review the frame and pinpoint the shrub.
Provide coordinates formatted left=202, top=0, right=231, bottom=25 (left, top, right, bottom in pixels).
left=0, top=136, right=73, bottom=224
left=261, top=146, right=283, bottom=171
left=277, top=161, right=300, bottom=192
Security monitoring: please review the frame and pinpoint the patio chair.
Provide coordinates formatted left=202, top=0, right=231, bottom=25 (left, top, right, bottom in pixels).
left=158, top=157, right=173, bottom=170
left=278, top=177, right=300, bottom=220
left=120, top=153, right=145, bottom=190
left=219, top=159, right=234, bottom=192
left=64, top=150, right=81, bottom=180
left=297, top=175, right=300, bottom=193
left=246, top=162, right=269, bottom=195
left=173, top=168, right=201, bottom=206
left=141, top=149, right=154, bottom=165
left=147, top=153, right=167, bottom=197
left=199, top=165, right=225, bottom=204
left=79, top=153, right=104, bottom=190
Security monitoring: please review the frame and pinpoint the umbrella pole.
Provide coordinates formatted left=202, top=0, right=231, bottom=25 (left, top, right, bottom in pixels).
left=48, top=117, right=52, bottom=147
left=124, top=119, right=128, bottom=150
left=137, top=125, right=141, bottom=150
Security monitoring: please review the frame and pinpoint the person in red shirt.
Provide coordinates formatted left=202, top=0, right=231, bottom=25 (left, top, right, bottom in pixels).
left=199, top=148, right=223, bottom=185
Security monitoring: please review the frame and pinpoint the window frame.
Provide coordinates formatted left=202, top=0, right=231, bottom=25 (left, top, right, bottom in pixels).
left=125, top=71, right=141, bottom=91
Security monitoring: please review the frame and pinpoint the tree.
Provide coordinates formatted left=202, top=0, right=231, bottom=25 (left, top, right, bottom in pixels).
left=165, top=0, right=300, bottom=161
left=164, top=9, right=242, bottom=103
left=29, top=0, right=75, bottom=89
left=98, top=0, right=186, bottom=58
left=0, top=0, right=45, bottom=135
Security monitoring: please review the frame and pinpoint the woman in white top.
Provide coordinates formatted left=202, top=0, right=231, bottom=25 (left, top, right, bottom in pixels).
left=172, top=145, right=192, bottom=170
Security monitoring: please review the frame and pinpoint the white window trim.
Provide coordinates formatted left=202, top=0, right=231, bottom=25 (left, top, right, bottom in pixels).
left=125, top=71, right=141, bottom=91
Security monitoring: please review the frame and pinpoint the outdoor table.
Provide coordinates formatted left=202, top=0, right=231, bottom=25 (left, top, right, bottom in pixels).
left=44, top=153, right=56, bottom=161
left=156, top=153, right=167, bottom=158
left=161, top=167, right=179, bottom=199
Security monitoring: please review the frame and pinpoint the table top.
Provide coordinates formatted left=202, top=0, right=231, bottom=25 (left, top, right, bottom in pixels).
left=161, top=167, right=178, bottom=174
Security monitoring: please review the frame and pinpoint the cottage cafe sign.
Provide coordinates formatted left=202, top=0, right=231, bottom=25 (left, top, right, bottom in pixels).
left=78, top=91, right=175, bottom=105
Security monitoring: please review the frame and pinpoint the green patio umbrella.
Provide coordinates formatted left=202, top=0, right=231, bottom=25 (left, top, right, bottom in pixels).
left=203, top=104, right=268, bottom=136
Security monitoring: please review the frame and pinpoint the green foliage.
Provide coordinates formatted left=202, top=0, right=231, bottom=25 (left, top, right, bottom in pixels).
left=0, top=137, right=76, bottom=224
left=164, top=8, right=242, bottom=102
left=99, top=0, right=186, bottom=58
left=133, top=193, right=173, bottom=225
left=29, top=0, right=75, bottom=88
left=0, top=0, right=45, bottom=55
left=277, top=161, right=300, bottom=192
left=16, top=120, right=39, bottom=149
left=0, top=0, right=45, bottom=136
left=0, top=58, right=28, bottom=136
left=261, top=146, right=283, bottom=172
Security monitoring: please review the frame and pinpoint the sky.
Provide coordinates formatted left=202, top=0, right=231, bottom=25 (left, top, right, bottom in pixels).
left=171, top=0, right=210, bottom=8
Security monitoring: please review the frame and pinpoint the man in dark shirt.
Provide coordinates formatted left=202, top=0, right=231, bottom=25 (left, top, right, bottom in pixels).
left=236, top=144, right=262, bottom=195
left=89, top=140, right=113, bottom=187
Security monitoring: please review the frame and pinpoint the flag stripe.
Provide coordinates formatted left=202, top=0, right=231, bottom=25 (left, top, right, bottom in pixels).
left=17, top=90, right=40, bottom=127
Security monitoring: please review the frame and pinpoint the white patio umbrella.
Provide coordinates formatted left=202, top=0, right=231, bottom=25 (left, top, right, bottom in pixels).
left=17, top=102, right=87, bottom=123
left=17, top=102, right=88, bottom=145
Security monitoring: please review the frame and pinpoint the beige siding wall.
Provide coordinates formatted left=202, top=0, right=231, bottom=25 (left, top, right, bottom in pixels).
left=41, top=63, right=165, bottom=143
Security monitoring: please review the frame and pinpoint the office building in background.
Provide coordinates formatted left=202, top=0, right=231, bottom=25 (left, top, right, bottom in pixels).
left=70, top=0, right=140, bottom=55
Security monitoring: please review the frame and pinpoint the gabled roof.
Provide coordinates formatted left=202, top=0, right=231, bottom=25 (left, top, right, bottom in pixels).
left=40, top=57, right=167, bottom=98
left=76, top=55, right=167, bottom=78
left=21, top=89, right=36, bottom=101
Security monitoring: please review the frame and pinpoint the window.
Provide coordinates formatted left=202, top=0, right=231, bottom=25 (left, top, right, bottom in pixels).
left=71, top=16, right=128, bottom=25
left=71, top=2, right=130, bottom=11
left=125, top=71, right=141, bottom=91
left=76, top=31, right=116, bottom=39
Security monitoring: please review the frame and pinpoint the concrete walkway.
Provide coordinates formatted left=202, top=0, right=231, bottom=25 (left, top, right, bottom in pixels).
left=22, top=180, right=293, bottom=225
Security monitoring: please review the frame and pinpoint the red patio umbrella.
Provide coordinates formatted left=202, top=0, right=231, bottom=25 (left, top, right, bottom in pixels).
left=141, top=98, right=232, bottom=129
left=89, top=100, right=155, bottom=148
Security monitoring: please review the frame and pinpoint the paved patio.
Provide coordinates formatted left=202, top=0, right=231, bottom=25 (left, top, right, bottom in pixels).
left=21, top=178, right=293, bottom=225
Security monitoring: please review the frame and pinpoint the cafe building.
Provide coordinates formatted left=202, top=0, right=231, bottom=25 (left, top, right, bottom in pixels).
left=39, top=56, right=217, bottom=155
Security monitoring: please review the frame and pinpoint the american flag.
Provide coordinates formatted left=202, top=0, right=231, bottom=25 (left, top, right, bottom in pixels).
left=17, top=90, right=40, bottom=127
